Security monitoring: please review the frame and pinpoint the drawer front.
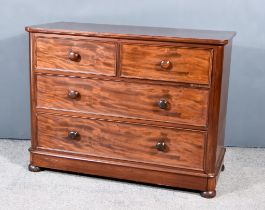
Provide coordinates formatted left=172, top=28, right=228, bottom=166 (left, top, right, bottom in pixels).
left=121, top=43, right=213, bottom=85
left=36, top=75, right=209, bottom=127
left=35, top=36, right=116, bottom=76
left=37, top=114, right=205, bottom=170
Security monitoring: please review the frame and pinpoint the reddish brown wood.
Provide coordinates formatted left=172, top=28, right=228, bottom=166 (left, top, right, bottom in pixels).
left=205, top=46, right=224, bottom=176
left=35, top=35, right=116, bottom=76
left=35, top=69, right=211, bottom=89
left=36, top=108, right=208, bottom=131
left=215, top=43, right=232, bottom=166
left=29, top=33, right=38, bottom=150
left=30, top=151, right=208, bottom=190
left=37, top=114, right=206, bottom=170
left=36, top=74, right=209, bottom=127
left=121, top=43, right=213, bottom=85
left=26, top=22, right=235, bottom=198
left=25, top=22, right=236, bottom=45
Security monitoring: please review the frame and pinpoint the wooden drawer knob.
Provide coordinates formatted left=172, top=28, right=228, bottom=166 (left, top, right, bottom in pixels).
left=156, top=141, right=166, bottom=152
left=160, top=60, right=171, bottom=70
left=158, top=99, right=168, bottom=109
left=68, top=90, right=80, bottom=99
left=68, top=131, right=80, bottom=139
left=69, top=51, right=80, bottom=62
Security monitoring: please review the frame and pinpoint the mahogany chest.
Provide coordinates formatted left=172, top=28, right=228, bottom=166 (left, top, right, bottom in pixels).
left=25, top=22, right=235, bottom=198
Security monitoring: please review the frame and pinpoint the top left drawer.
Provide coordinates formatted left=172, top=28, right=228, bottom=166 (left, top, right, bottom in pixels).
left=34, top=35, right=117, bottom=76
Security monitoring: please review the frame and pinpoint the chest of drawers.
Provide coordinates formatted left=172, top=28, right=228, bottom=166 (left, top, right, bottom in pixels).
left=26, top=22, right=235, bottom=198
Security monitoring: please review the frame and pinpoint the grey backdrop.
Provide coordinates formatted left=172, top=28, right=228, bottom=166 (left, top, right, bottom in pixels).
left=0, top=0, right=264, bottom=147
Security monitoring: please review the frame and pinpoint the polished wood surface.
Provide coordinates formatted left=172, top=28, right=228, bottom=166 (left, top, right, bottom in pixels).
left=35, top=35, right=116, bottom=76
left=216, top=43, right=232, bottom=166
left=37, top=114, right=205, bottom=170
left=121, top=43, right=213, bottom=84
left=26, top=22, right=236, bottom=45
left=30, top=152, right=208, bottom=190
left=36, top=74, right=209, bottom=127
left=26, top=22, right=235, bottom=198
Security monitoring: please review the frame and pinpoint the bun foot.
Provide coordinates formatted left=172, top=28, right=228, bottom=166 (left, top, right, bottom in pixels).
left=28, top=164, right=42, bottom=172
left=200, top=190, right=216, bottom=198
left=221, top=164, right=225, bottom=171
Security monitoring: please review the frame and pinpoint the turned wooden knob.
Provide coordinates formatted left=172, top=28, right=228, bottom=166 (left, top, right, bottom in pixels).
left=68, top=131, right=80, bottom=139
left=156, top=141, right=166, bottom=152
left=68, top=51, right=80, bottom=61
left=158, top=99, right=168, bottom=109
left=160, top=60, right=171, bottom=70
left=68, top=90, right=80, bottom=99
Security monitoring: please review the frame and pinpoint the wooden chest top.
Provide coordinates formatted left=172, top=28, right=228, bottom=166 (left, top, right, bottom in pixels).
left=26, top=22, right=235, bottom=45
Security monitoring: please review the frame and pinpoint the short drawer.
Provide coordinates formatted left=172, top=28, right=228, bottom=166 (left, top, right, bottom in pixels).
left=37, top=114, right=206, bottom=170
left=36, top=75, right=209, bottom=127
left=35, top=35, right=116, bottom=76
left=120, top=43, right=213, bottom=85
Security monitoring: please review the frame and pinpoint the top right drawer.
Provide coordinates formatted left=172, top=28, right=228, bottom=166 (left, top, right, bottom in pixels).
left=120, top=43, right=213, bottom=85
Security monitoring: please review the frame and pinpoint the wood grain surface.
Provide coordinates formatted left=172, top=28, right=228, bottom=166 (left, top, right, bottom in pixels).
left=31, top=152, right=208, bottom=190
left=121, top=43, right=213, bottom=85
left=26, top=22, right=235, bottom=197
left=215, top=43, right=232, bottom=167
left=36, top=74, right=209, bottom=127
left=26, top=22, right=236, bottom=45
left=35, top=35, right=116, bottom=75
left=37, top=114, right=205, bottom=170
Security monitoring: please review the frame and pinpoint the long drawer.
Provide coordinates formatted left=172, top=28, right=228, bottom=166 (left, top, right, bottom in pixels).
left=36, top=75, right=209, bottom=127
left=37, top=114, right=206, bottom=170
